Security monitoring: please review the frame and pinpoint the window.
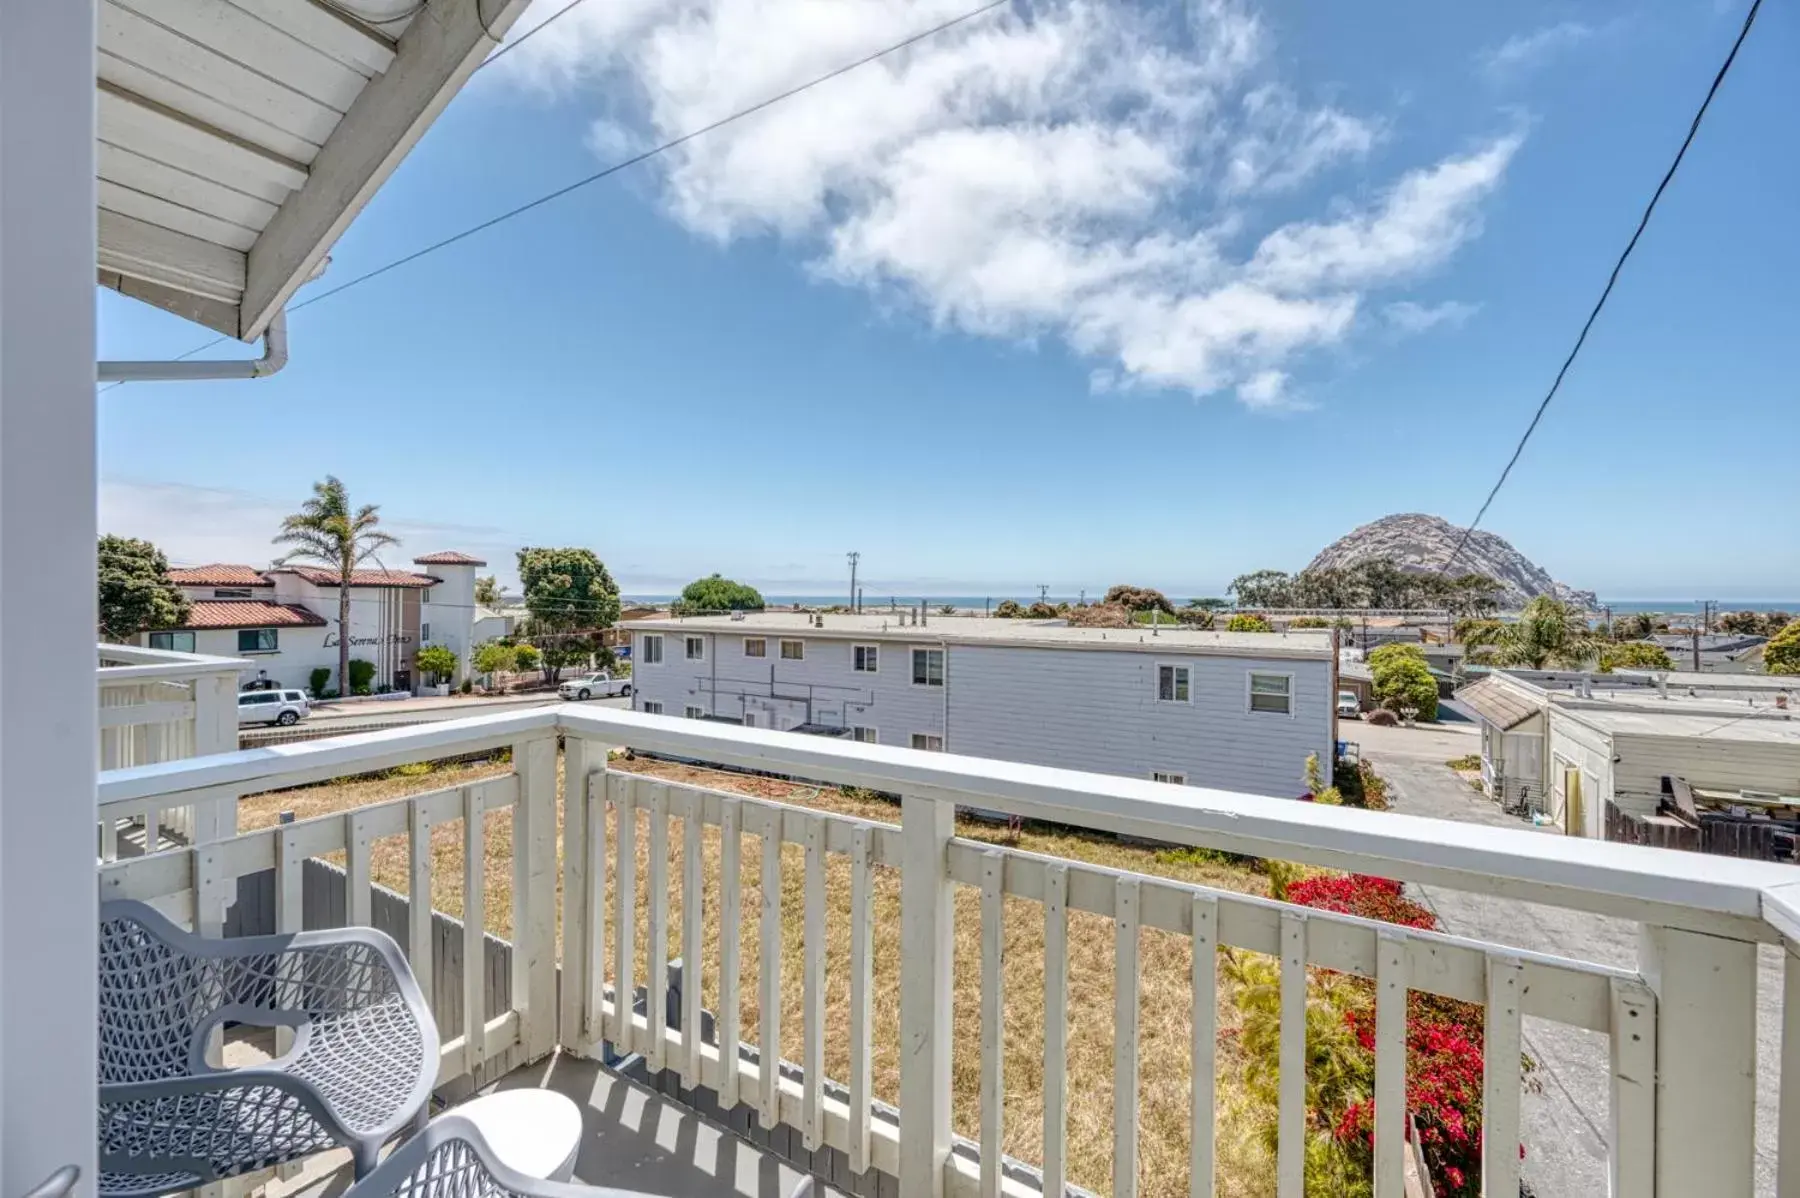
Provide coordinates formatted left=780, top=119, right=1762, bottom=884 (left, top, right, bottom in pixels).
left=1157, top=663, right=1191, bottom=703
left=238, top=693, right=277, bottom=706
left=853, top=644, right=879, bottom=673
left=780, top=639, right=805, bottom=661
left=283, top=691, right=307, bottom=702
left=744, top=637, right=767, bottom=658
left=911, top=733, right=944, bottom=752
left=1249, top=672, right=1293, bottom=716
left=642, top=634, right=664, bottom=664
left=422, top=589, right=434, bottom=603
left=852, top=726, right=878, bottom=744
left=1151, top=771, right=1187, bottom=785
left=685, top=705, right=705, bottom=720
left=685, top=636, right=706, bottom=662
left=911, top=647, right=944, bottom=687
left=213, top=587, right=252, bottom=599
left=238, top=628, right=279, bottom=653
left=148, top=631, right=195, bottom=653
left=421, top=622, right=431, bottom=643
left=642, top=700, right=665, bottom=715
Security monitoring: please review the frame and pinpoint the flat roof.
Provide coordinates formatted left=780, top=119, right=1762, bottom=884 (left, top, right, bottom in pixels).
left=628, top=612, right=1332, bottom=660
left=1563, top=705, right=1800, bottom=746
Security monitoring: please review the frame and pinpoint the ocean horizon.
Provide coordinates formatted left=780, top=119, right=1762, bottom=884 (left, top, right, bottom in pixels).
left=622, top=594, right=1799, bottom=614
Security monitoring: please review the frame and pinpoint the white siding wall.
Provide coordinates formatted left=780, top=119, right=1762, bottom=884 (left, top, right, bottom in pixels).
left=949, top=645, right=1331, bottom=797
left=419, top=563, right=477, bottom=681
left=1546, top=713, right=1615, bottom=836
left=630, top=630, right=1332, bottom=797
left=1610, top=732, right=1800, bottom=806
left=631, top=630, right=946, bottom=742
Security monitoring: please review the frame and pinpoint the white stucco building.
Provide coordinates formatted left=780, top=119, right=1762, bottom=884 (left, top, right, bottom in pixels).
left=139, top=551, right=488, bottom=693
left=626, top=611, right=1338, bottom=798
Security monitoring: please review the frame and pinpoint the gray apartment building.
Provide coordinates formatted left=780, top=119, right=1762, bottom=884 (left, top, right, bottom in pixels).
left=626, top=612, right=1336, bottom=798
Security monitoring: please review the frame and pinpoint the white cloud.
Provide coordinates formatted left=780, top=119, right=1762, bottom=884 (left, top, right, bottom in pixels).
left=497, top=0, right=1520, bottom=409
left=1383, top=299, right=1478, bottom=335
left=1481, top=22, right=1593, bottom=78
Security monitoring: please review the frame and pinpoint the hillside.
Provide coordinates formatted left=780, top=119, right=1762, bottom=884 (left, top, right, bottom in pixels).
left=1308, top=513, right=1597, bottom=610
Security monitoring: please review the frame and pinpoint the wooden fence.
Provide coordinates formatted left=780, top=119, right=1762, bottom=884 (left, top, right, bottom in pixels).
left=1604, top=801, right=1790, bottom=861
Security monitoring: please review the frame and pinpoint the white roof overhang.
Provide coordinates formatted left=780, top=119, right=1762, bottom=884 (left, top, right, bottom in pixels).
left=96, top=0, right=528, bottom=342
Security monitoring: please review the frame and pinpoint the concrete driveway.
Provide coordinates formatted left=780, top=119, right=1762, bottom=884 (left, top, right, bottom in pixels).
left=1367, top=744, right=1783, bottom=1197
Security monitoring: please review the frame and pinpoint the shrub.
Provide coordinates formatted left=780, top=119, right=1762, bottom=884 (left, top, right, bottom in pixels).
left=937, top=604, right=957, bottom=616
left=1597, top=641, right=1674, bottom=673
left=1103, top=584, right=1174, bottom=614
left=1334, top=760, right=1390, bottom=809
left=993, top=600, right=1027, bottom=619
left=1367, top=642, right=1427, bottom=668
left=1175, top=608, right=1216, bottom=629
left=309, top=667, right=332, bottom=697
left=1290, top=616, right=1329, bottom=629
left=1227, top=613, right=1272, bottom=633
left=1025, top=601, right=1058, bottom=618
left=1064, top=604, right=1132, bottom=628
left=1446, top=753, right=1482, bottom=771
left=473, top=640, right=516, bottom=678
left=460, top=679, right=473, bottom=694
left=415, top=644, right=458, bottom=685
left=1365, top=708, right=1399, bottom=726
left=513, top=643, right=542, bottom=672
left=1768, top=619, right=1800, bottom=676
left=347, top=658, right=376, bottom=694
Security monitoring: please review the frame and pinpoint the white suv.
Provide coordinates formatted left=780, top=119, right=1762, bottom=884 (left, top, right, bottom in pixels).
left=238, top=689, right=311, bottom=727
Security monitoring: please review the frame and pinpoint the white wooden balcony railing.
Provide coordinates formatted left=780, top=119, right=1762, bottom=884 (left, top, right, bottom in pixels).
left=97, top=643, right=247, bottom=855
left=95, top=705, right=1800, bottom=1198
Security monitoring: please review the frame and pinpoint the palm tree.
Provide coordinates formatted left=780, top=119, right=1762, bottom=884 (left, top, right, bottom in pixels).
left=1463, top=596, right=1601, bottom=670
left=273, top=477, right=399, bottom=695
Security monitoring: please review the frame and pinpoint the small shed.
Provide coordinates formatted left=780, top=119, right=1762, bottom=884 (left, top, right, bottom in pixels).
left=1456, top=676, right=1545, bottom=812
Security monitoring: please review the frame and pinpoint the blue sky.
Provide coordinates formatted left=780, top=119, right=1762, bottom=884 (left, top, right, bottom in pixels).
left=98, top=0, right=1798, bottom=600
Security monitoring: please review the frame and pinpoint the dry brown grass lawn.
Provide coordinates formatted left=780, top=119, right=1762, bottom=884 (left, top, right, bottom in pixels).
left=240, top=752, right=1285, bottom=1198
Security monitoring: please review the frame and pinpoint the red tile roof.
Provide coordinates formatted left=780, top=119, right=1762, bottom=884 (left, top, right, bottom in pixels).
left=178, top=601, right=327, bottom=630
left=168, top=564, right=272, bottom=587
left=413, top=551, right=487, bottom=566
left=273, top=566, right=439, bottom=588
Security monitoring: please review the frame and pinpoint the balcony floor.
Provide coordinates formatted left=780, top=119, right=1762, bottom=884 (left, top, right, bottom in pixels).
left=264, top=1051, right=832, bottom=1198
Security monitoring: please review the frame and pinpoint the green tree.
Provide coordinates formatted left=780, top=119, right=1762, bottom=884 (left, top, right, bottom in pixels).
left=475, top=575, right=501, bottom=607
left=512, top=642, right=541, bottom=673
left=678, top=573, right=764, bottom=612
left=1462, top=597, right=1600, bottom=670
left=516, top=547, right=621, bottom=684
left=1767, top=620, right=1800, bottom=675
left=1103, top=585, right=1174, bottom=614
left=1445, top=573, right=1503, bottom=617
left=1371, top=648, right=1438, bottom=720
left=1229, top=570, right=1294, bottom=609
left=273, top=477, right=400, bottom=696
left=1597, top=641, right=1675, bottom=674
left=98, top=535, right=190, bottom=642
left=415, top=644, right=458, bottom=686
left=1186, top=597, right=1230, bottom=610
left=472, top=640, right=516, bottom=684
left=1227, top=613, right=1273, bottom=633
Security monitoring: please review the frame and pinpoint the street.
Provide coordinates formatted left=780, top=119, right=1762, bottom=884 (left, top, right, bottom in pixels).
left=1362, top=728, right=1782, bottom=1197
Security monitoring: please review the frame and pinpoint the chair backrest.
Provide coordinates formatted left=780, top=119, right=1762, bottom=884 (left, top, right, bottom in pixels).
left=98, top=904, right=215, bottom=1084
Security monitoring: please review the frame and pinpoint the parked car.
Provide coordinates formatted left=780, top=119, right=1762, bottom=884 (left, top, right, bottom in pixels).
left=238, top=689, right=311, bottom=726
left=1336, top=690, right=1361, bottom=718
left=558, top=671, right=631, bottom=701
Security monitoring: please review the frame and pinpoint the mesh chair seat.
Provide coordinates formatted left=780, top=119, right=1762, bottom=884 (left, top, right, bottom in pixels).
left=99, top=900, right=439, bottom=1197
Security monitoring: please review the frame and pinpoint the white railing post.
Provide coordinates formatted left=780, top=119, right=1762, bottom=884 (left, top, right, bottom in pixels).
left=513, top=736, right=560, bottom=1062
left=559, top=734, right=592, bottom=1052
left=898, top=793, right=954, bottom=1198
left=1639, top=923, right=1759, bottom=1195
left=189, top=672, right=242, bottom=845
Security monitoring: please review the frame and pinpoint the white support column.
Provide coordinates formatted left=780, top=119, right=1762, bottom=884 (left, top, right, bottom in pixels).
left=1, top=0, right=99, bottom=1191
left=898, top=794, right=954, bottom=1198
left=1639, top=924, right=1759, bottom=1196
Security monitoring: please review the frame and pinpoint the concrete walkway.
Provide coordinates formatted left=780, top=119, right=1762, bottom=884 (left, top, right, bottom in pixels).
left=1370, top=749, right=1782, bottom=1197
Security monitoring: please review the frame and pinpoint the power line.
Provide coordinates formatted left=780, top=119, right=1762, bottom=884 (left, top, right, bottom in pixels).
left=102, top=0, right=1011, bottom=391
left=1438, top=0, right=1762, bottom=578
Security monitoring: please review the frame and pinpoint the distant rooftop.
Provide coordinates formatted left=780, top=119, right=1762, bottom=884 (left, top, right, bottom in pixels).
left=629, top=611, right=1332, bottom=659
left=1469, top=668, right=1799, bottom=744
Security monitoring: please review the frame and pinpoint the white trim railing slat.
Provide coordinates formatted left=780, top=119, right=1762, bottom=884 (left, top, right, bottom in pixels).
left=1608, top=977, right=1656, bottom=1198
left=1189, top=892, right=1217, bottom=1198
left=1042, top=862, right=1069, bottom=1198
left=1481, top=956, right=1524, bottom=1198
left=611, top=773, right=638, bottom=1054
left=682, top=788, right=706, bottom=1089
left=802, top=813, right=827, bottom=1151
left=1276, top=913, right=1306, bottom=1198
left=847, top=822, right=875, bottom=1177
left=978, top=849, right=1005, bottom=1198
left=759, top=802, right=784, bottom=1130
left=1373, top=931, right=1407, bottom=1198
left=647, top=781, right=670, bottom=1075
left=1114, top=876, right=1141, bottom=1198
left=718, top=796, right=743, bottom=1111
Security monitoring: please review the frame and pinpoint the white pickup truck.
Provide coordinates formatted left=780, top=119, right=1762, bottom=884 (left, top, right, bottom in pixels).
left=558, top=671, right=632, bottom=701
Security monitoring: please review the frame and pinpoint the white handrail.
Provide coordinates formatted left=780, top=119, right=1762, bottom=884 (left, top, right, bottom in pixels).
left=98, top=702, right=1799, bottom=938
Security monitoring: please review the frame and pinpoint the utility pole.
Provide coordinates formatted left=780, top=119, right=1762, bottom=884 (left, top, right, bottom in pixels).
left=847, top=552, right=860, bottom=612
left=1692, top=623, right=1701, bottom=673
left=1037, top=584, right=1049, bottom=604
